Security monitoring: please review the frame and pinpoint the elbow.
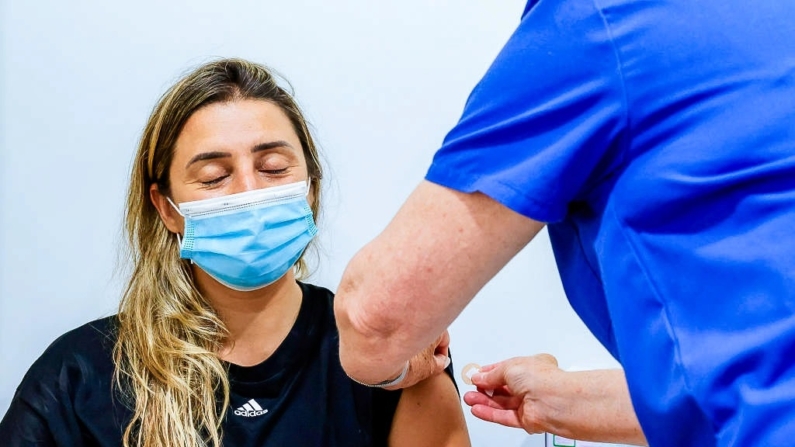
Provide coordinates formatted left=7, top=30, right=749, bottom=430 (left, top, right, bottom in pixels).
left=334, top=261, right=403, bottom=381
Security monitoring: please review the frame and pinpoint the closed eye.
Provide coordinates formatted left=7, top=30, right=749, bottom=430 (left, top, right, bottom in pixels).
left=261, top=168, right=289, bottom=175
left=200, top=175, right=229, bottom=186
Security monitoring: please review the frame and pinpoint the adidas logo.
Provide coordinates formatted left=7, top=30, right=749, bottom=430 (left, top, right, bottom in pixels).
left=233, top=399, right=269, bottom=417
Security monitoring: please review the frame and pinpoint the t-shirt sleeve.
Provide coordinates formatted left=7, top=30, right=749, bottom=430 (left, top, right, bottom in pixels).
left=370, top=388, right=402, bottom=446
left=426, top=0, right=627, bottom=223
left=0, top=392, right=58, bottom=446
left=0, top=336, right=90, bottom=446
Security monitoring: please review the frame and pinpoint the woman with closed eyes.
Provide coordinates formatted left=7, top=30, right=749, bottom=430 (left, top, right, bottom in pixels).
left=0, top=58, right=470, bottom=447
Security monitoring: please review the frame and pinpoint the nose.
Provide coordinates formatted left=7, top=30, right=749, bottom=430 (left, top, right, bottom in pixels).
left=228, top=167, right=259, bottom=195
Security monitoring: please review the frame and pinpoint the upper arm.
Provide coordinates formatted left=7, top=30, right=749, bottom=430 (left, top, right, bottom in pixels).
left=387, top=368, right=471, bottom=447
left=427, top=0, right=627, bottom=222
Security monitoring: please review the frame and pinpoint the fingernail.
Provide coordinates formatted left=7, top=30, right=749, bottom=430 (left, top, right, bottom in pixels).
left=444, top=357, right=451, bottom=369
left=485, top=389, right=494, bottom=397
left=471, top=373, right=482, bottom=383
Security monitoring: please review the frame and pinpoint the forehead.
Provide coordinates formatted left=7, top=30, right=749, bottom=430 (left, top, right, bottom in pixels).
left=174, top=99, right=303, bottom=157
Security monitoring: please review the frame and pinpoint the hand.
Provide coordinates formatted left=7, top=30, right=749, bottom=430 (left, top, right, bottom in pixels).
left=384, top=330, right=451, bottom=390
left=463, top=354, right=647, bottom=445
left=463, top=354, right=562, bottom=434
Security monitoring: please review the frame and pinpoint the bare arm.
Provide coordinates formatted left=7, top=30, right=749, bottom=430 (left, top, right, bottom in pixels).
left=467, top=355, right=647, bottom=446
left=388, top=372, right=471, bottom=447
left=335, top=180, right=544, bottom=384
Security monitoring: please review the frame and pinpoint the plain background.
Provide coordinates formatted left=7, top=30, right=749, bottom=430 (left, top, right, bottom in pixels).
left=0, top=1, right=622, bottom=445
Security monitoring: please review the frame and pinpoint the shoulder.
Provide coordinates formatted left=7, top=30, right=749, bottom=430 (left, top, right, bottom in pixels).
left=19, top=316, right=118, bottom=390
left=0, top=317, right=120, bottom=443
left=39, top=316, right=117, bottom=363
left=427, top=0, right=625, bottom=223
left=51, top=315, right=118, bottom=348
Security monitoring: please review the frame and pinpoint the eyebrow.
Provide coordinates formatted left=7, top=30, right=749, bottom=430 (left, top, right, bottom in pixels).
left=185, top=140, right=295, bottom=169
left=252, top=140, right=294, bottom=153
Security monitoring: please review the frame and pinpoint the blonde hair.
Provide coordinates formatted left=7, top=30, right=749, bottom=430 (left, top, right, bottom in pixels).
left=114, top=58, right=323, bottom=447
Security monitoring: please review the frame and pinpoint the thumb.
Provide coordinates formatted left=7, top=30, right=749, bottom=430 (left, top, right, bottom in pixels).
left=435, top=330, right=451, bottom=357
left=434, top=351, right=451, bottom=372
left=471, top=361, right=509, bottom=390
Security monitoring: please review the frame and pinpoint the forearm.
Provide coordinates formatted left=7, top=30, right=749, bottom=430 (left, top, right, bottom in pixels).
left=335, top=247, right=433, bottom=384
left=544, top=370, right=646, bottom=446
left=335, top=181, right=543, bottom=384
left=335, top=238, right=458, bottom=384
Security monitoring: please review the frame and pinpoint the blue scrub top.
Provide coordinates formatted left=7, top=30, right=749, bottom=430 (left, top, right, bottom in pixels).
left=426, top=0, right=795, bottom=445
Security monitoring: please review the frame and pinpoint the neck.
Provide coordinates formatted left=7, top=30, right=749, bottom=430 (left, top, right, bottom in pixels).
left=194, top=267, right=303, bottom=366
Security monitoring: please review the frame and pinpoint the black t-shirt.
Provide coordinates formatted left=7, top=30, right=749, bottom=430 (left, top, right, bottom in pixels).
left=0, top=282, right=453, bottom=446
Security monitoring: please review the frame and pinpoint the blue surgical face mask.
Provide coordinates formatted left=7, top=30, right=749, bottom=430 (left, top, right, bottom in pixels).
left=168, top=180, right=318, bottom=291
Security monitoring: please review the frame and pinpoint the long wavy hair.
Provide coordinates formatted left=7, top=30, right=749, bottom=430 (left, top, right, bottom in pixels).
left=113, top=58, right=323, bottom=447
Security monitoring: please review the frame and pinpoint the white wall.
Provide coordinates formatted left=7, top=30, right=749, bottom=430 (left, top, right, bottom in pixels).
left=0, top=1, right=619, bottom=446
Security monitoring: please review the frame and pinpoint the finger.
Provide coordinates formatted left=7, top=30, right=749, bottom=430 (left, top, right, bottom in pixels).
left=469, top=405, right=523, bottom=429
left=463, top=391, right=521, bottom=410
left=474, top=388, right=522, bottom=408
left=434, top=351, right=450, bottom=372
left=434, top=331, right=450, bottom=357
left=479, top=363, right=498, bottom=373
left=478, top=385, right=512, bottom=397
left=476, top=387, right=522, bottom=407
left=435, top=343, right=450, bottom=358
left=462, top=391, right=487, bottom=407
left=437, top=330, right=450, bottom=349
left=471, top=361, right=509, bottom=389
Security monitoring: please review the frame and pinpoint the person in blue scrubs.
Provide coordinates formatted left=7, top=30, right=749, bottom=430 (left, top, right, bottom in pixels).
left=333, top=0, right=795, bottom=445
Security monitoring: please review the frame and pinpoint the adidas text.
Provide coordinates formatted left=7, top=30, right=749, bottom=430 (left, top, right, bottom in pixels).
left=234, top=399, right=269, bottom=417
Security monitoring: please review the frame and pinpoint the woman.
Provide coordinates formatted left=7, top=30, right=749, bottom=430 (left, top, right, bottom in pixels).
left=0, top=58, right=469, bottom=447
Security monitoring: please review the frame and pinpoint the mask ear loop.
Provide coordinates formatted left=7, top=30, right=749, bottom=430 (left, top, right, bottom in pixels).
left=166, top=198, right=187, bottom=256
